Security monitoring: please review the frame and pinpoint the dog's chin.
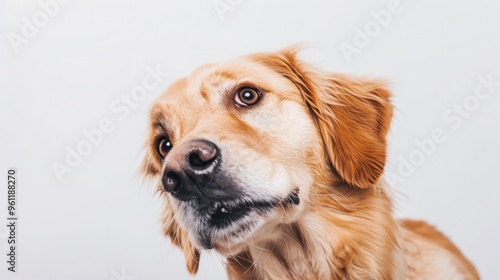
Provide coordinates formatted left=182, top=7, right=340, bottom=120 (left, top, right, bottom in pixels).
left=177, top=191, right=300, bottom=252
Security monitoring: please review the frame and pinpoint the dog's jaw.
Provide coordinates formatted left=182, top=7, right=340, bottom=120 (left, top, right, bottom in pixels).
left=171, top=189, right=302, bottom=252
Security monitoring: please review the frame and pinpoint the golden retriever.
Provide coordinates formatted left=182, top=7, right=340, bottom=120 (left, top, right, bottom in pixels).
left=141, top=47, right=479, bottom=279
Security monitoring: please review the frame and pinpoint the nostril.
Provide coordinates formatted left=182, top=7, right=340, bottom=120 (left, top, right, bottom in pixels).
left=189, top=152, right=214, bottom=167
left=162, top=171, right=180, bottom=193
left=188, top=148, right=217, bottom=168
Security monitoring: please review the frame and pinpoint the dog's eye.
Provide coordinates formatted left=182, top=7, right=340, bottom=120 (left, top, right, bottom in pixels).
left=157, top=137, right=172, bottom=159
left=235, top=87, right=261, bottom=107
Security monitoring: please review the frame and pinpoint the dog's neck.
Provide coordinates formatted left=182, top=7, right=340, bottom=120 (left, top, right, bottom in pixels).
left=226, top=183, right=406, bottom=280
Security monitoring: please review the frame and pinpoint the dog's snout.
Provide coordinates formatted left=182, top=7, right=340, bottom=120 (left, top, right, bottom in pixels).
left=162, top=139, right=220, bottom=200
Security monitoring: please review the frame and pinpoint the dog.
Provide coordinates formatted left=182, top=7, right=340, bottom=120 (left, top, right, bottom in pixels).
left=140, top=47, right=479, bottom=279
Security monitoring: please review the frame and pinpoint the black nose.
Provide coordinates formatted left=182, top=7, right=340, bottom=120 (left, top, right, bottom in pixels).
left=162, top=139, right=220, bottom=200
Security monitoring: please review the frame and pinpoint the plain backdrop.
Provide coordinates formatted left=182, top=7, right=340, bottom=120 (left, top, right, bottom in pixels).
left=1, top=0, right=499, bottom=279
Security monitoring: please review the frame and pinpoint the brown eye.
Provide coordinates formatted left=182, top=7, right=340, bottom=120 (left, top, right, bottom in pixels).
left=235, top=87, right=261, bottom=107
left=157, top=137, right=172, bottom=159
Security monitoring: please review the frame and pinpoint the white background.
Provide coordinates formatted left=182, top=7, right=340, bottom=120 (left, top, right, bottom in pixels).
left=1, top=0, right=499, bottom=279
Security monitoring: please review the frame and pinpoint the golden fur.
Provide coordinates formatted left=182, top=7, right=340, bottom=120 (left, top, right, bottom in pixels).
left=141, top=47, right=479, bottom=279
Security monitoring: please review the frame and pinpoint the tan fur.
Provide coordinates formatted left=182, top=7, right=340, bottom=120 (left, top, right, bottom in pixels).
left=141, top=47, right=479, bottom=279
left=159, top=193, right=200, bottom=274
left=400, top=220, right=480, bottom=279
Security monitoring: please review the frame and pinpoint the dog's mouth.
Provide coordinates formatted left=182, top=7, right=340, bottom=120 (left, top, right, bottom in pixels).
left=186, top=189, right=300, bottom=249
left=207, top=190, right=300, bottom=229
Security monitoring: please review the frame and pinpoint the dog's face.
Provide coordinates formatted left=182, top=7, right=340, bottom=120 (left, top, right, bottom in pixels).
left=141, top=47, right=392, bottom=274
left=147, top=54, right=319, bottom=250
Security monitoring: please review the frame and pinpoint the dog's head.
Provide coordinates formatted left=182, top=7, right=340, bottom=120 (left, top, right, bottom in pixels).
left=141, top=47, right=392, bottom=274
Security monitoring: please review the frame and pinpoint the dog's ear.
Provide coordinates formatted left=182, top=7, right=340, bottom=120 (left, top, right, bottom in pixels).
left=252, top=47, right=392, bottom=188
left=140, top=127, right=200, bottom=274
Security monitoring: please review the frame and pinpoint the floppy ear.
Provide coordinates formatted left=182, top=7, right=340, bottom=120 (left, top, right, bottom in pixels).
left=140, top=138, right=200, bottom=274
left=252, top=47, right=393, bottom=188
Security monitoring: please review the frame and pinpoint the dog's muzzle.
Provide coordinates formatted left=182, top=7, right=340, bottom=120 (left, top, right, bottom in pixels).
left=161, top=138, right=300, bottom=247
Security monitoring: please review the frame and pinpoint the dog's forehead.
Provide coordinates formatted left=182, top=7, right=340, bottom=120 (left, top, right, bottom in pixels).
left=186, top=58, right=279, bottom=97
left=158, top=58, right=272, bottom=105
left=150, top=56, right=302, bottom=131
